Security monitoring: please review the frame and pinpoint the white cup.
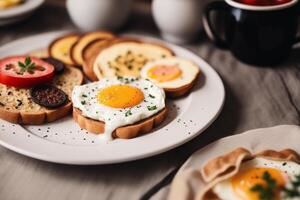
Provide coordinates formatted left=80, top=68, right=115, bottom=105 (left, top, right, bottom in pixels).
left=152, top=0, right=205, bottom=44
left=66, top=0, right=132, bottom=31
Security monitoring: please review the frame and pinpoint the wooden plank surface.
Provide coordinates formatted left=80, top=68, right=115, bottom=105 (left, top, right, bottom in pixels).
left=1, top=1, right=300, bottom=200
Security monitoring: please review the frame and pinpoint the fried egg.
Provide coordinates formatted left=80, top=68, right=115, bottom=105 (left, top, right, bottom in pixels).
left=72, top=77, right=165, bottom=140
left=213, top=157, right=300, bottom=200
left=0, top=0, right=23, bottom=9
left=140, top=57, right=200, bottom=89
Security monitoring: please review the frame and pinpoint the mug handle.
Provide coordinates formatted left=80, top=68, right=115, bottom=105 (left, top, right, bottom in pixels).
left=293, top=37, right=300, bottom=45
left=202, top=1, right=230, bottom=49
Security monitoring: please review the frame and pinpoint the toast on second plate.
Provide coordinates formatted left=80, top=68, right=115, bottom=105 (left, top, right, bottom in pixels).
left=198, top=148, right=300, bottom=200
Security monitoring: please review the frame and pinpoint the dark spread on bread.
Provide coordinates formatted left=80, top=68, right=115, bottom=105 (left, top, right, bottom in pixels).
left=30, top=85, right=67, bottom=108
left=42, top=57, right=65, bottom=74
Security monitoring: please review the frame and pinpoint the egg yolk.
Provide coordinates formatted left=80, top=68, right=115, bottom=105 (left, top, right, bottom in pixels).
left=97, top=85, right=144, bottom=108
left=231, top=167, right=285, bottom=200
left=147, top=65, right=182, bottom=82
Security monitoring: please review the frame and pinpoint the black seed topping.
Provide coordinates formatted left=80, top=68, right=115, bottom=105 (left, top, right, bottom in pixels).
left=30, top=84, right=68, bottom=108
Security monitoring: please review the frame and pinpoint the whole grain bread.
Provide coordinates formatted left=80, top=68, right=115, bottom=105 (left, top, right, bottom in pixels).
left=0, top=64, right=84, bottom=125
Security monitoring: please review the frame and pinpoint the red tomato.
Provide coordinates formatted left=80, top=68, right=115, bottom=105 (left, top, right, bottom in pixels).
left=0, top=56, right=55, bottom=88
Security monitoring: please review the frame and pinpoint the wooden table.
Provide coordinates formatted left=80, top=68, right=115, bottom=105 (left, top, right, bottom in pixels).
left=1, top=2, right=300, bottom=200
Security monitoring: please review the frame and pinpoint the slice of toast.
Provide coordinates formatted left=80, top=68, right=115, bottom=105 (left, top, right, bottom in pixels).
left=70, top=31, right=115, bottom=67
left=164, top=72, right=200, bottom=98
left=141, top=57, right=201, bottom=98
left=73, top=107, right=167, bottom=139
left=49, top=33, right=80, bottom=66
left=82, top=39, right=114, bottom=81
left=0, top=65, right=84, bottom=125
left=91, top=38, right=175, bottom=80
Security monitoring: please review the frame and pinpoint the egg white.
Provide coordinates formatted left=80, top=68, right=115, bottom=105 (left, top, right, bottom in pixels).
left=213, top=157, right=300, bottom=200
left=140, top=57, right=200, bottom=89
left=72, top=77, right=166, bottom=141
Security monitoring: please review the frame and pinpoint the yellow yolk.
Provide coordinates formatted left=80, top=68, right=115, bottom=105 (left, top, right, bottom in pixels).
left=231, top=167, right=285, bottom=200
left=0, top=0, right=22, bottom=9
left=147, top=65, right=182, bottom=82
left=97, top=85, right=144, bottom=108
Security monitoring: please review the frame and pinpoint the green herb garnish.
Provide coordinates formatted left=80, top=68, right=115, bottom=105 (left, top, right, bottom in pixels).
left=147, top=105, right=157, bottom=111
left=250, top=171, right=277, bottom=200
left=18, top=57, right=36, bottom=75
left=82, top=94, right=87, bottom=98
left=149, top=94, right=155, bottom=98
left=283, top=174, right=300, bottom=198
left=125, top=110, right=132, bottom=117
left=81, top=100, right=86, bottom=105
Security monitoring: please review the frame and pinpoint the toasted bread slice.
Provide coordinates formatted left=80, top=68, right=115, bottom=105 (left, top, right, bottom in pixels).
left=141, top=57, right=201, bottom=98
left=70, top=31, right=115, bottom=67
left=49, top=34, right=80, bottom=66
left=0, top=65, right=84, bottom=125
left=82, top=39, right=115, bottom=81
left=92, top=38, right=175, bottom=80
left=73, top=107, right=167, bottom=139
left=164, top=72, right=200, bottom=98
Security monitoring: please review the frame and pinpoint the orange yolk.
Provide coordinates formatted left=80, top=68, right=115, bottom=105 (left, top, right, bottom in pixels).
left=97, top=85, right=144, bottom=108
left=147, top=65, right=182, bottom=82
left=231, top=167, right=285, bottom=200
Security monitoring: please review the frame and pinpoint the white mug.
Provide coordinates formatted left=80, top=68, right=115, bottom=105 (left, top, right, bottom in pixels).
left=152, top=0, right=205, bottom=44
left=66, top=0, right=132, bottom=31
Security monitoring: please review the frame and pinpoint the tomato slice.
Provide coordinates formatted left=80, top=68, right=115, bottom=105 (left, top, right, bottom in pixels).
left=0, top=56, right=55, bottom=88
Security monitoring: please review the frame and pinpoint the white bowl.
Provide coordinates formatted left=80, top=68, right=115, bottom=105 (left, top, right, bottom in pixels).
left=66, top=0, right=132, bottom=31
left=0, top=0, right=44, bottom=26
left=152, top=0, right=204, bottom=44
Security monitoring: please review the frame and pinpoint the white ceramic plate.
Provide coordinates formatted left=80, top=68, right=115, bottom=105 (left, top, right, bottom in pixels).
left=0, top=0, right=44, bottom=26
left=0, top=31, right=225, bottom=165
